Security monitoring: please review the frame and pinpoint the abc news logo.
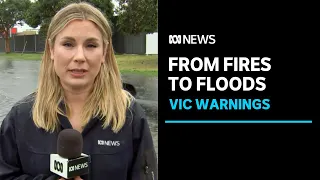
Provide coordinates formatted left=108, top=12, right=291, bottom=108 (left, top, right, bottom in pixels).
left=169, top=35, right=216, bottom=45
left=69, top=162, right=88, bottom=172
left=98, top=140, right=120, bottom=146
left=54, top=160, right=63, bottom=173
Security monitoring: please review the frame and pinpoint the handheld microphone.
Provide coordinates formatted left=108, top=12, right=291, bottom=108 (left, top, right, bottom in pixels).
left=50, top=129, right=90, bottom=179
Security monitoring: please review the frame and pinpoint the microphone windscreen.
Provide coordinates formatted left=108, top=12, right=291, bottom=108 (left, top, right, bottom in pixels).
left=57, top=129, right=83, bottom=159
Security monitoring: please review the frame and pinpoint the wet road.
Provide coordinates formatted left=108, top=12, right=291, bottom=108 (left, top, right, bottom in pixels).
left=0, top=58, right=158, bottom=156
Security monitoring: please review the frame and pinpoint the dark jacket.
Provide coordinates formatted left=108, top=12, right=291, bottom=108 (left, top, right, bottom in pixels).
left=0, top=93, right=157, bottom=180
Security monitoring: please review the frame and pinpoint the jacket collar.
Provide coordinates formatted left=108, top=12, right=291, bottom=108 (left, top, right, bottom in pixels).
left=56, top=99, right=100, bottom=136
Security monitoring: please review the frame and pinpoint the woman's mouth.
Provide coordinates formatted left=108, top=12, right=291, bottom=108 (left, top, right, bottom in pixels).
left=69, top=69, right=88, bottom=77
left=70, top=69, right=86, bottom=73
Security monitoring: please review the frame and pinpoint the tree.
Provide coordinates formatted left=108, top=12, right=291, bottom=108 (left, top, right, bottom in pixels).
left=23, top=0, right=157, bottom=37
left=0, top=0, right=31, bottom=53
left=80, top=0, right=115, bottom=31
left=115, top=0, right=158, bottom=35
left=83, top=0, right=114, bottom=23
left=24, top=0, right=115, bottom=38
left=24, top=0, right=78, bottom=38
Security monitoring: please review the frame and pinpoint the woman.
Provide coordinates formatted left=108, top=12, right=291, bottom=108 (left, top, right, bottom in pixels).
left=0, top=2, right=157, bottom=180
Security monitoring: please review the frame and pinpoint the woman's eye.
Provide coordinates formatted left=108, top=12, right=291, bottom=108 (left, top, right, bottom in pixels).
left=63, top=42, right=73, bottom=47
left=87, top=44, right=97, bottom=48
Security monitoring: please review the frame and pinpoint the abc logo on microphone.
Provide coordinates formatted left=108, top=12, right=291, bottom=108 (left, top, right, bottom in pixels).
left=50, top=154, right=89, bottom=179
left=54, top=160, right=64, bottom=173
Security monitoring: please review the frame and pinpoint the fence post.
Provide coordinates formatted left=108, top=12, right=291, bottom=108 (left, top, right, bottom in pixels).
left=35, top=35, right=36, bottom=52
left=22, top=41, right=27, bottom=55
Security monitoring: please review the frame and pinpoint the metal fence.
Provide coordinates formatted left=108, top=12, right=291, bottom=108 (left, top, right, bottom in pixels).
left=113, top=32, right=147, bottom=54
left=0, top=32, right=147, bottom=54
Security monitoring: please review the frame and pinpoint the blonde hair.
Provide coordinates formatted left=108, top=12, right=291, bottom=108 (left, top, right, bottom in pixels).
left=32, top=2, right=133, bottom=133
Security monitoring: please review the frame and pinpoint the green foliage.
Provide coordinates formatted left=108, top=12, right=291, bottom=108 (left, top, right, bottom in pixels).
left=84, top=0, right=114, bottom=21
left=22, top=0, right=158, bottom=37
left=115, top=0, right=158, bottom=35
left=0, top=0, right=31, bottom=31
left=0, top=0, right=31, bottom=52
left=24, top=0, right=77, bottom=38
left=81, top=0, right=115, bottom=30
left=24, top=0, right=115, bottom=37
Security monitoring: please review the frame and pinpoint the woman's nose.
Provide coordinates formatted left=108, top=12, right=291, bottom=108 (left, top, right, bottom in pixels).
left=73, top=46, right=86, bottom=62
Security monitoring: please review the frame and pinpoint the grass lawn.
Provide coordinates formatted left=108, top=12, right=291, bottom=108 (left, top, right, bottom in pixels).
left=0, top=53, right=158, bottom=76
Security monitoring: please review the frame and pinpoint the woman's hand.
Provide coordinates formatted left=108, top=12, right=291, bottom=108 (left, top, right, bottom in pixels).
left=58, top=176, right=83, bottom=180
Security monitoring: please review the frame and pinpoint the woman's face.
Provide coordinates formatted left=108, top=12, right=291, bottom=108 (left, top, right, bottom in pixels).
left=50, top=19, right=106, bottom=90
